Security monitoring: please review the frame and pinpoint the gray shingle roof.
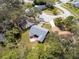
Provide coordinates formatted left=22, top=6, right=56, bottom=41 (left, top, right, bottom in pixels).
left=29, top=25, right=48, bottom=42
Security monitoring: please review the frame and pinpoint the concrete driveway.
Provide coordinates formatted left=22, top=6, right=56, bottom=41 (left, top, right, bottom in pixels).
left=39, top=3, right=73, bottom=28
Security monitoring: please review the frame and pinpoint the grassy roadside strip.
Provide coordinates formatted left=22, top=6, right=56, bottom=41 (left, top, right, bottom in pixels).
left=62, top=4, right=79, bottom=19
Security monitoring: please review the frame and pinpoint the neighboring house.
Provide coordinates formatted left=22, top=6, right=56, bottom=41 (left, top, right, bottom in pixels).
left=29, top=25, right=48, bottom=42
left=59, top=0, right=70, bottom=3
left=35, top=5, right=46, bottom=10
left=72, top=0, right=79, bottom=8
left=0, top=0, right=3, bottom=5
left=14, top=17, right=34, bottom=31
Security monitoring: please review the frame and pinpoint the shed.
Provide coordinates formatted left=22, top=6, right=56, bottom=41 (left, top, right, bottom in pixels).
left=35, top=5, right=46, bottom=10
left=29, top=25, right=48, bottom=42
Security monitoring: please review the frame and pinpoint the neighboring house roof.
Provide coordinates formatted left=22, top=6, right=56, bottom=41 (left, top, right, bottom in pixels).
left=59, top=0, right=70, bottom=3
left=0, top=33, right=5, bottom=42
left=14, top=17, right=34, bottom=31
left=29, top=25, right=48, bottom=42
left=35, top=5, right=46, bottom=10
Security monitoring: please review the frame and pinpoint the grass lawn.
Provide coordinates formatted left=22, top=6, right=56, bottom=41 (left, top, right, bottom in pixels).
left=17, top=29, right=38, bottom=49
left=43, top=7, right=59, bottom=15
left=42, top=23, right=51, bottom=31
left=0, top=27, right=62, bottom=59
left=19, top=30, right=49, bottom=59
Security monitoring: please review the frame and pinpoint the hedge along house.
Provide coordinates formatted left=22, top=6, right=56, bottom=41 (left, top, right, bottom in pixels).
left=29, top=25, right=49, bottom=42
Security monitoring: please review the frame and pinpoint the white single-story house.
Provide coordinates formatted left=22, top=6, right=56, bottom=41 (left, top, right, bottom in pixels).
left=59, top=0, right=70, bottom=3
left=29, top=25, right=48, bottom=42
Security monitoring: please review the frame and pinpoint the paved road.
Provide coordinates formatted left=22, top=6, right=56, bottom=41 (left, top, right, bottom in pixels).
left=54, top=4, right=73, bottom=18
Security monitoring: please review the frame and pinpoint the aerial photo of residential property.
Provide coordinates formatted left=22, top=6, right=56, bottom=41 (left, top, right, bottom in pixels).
left=0, top=0, right=79, bottom=59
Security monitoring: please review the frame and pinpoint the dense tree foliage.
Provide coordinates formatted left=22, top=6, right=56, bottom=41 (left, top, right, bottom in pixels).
left=0, top=0, right=79, bottom=59
left=54, top=16, right=77, bottom=31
